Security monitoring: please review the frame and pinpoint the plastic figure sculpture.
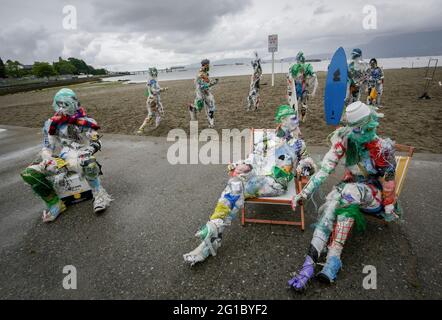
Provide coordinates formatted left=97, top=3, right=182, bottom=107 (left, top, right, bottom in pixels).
left=183, top=105, right=316, bottom=265
left=21, top=88, right=112, bottom=222
left=247, top=51, right=263, bottom=111
left=188, top=59, right=219, bottom=128
left=138, top=67, right=168, bottom=133
left=366, top=58, right=384, bottom=107
left=287, top=51, right=318, bottom=122
left=347, top=48, right=369, bottom=104
left=289, top=101, right=399, bottom=291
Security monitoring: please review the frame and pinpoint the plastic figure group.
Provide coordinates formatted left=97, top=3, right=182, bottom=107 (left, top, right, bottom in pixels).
left=20, top=49, right=398, bottom=294
left=188, top=59, right=219, bottom=128
left=287, top=51, right=318, bottom=122
left=21, top=88, right=112, bottom=222
left=247, top=51, right=263, bottom=111
left=348, top=48, right=384, bottom=106
left=138, top=67, right=168, bottom=133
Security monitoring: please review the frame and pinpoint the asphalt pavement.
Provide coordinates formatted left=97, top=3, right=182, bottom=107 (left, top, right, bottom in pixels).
left=0, top=125, right=441, bottom=299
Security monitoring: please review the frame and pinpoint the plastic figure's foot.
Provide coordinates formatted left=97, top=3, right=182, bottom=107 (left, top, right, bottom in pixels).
left=288, top=255, right=315, bottom=292
left=93, top=188, right=113, bottom=213
left=137, top=128, right=144, bottom=134
left=317, top=256, right=342, bottom=283
left=183, top=219, right=224, bottom=266
left=42, top=200, right=66, bottom=223
left=208, top=118, right=214, bottom=128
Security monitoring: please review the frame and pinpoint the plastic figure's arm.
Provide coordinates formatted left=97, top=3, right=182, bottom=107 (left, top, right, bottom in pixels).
left=41, top=120, right=56, bottom=160
left=295, top=140, right=317, bottom=177
left=299, top=130, right=347, bottom=199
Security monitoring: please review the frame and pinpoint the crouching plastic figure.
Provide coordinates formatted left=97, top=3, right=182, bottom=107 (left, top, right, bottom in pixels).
left=183, top=105, right=316, bottom=265
left=21, top=88, right=112, bottom=222
left=289, top=101, right=399, bottom=291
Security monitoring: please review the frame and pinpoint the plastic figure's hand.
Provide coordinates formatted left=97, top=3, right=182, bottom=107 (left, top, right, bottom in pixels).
left=226, top=163, right=236, bottom=174
left=291, top=193, right=305, bottom=211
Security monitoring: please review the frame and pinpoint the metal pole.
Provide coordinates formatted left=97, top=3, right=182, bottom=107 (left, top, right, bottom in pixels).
left=272, top=52, right=275, bottom=87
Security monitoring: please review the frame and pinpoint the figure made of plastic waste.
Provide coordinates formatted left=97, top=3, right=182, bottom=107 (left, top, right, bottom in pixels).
left=366, top=58, right=384, bottom=107
left=188, top=59, right=219, bottom=128
left=347, top=48, right=369, bottom=104
left=138, top=67, right=168, bottom=133
left=288, top=101, right=399, bottom=291
left=183, top=105, right=317, bottom=265
left=287, top=51, right=318, bottom=122
left=247, top=51, right=263, bottom=111
left=20, top=88, right=113, bottom=222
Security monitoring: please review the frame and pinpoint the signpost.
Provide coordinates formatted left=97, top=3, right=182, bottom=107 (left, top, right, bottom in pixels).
left=268, top=34, right=278, bottom=87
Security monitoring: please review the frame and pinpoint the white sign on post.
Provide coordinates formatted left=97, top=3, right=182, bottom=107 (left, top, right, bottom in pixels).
left=268, top=34, right=278, bottom=53
left=268, top=34, right=278, bottom=86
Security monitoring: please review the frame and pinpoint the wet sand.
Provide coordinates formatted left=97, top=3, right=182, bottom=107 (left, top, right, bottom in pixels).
left=0, top=68, right=441, bottom=153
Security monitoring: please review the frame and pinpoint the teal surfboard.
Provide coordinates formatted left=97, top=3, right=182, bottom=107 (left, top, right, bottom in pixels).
left=324, top=47, right=348, bottom=125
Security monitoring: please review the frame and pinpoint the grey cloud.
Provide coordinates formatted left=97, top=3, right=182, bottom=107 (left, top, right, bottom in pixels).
left=88, top=0, right=251, bottom=33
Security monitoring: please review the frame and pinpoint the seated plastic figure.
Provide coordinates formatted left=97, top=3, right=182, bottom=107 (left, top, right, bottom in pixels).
left=183, top=105, right=316, bottom=265
left=289, top=101, right=399, bottom=291
left=21, top=88, right=112, bottom=222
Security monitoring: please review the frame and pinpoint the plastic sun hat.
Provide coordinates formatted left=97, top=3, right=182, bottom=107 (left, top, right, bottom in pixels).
left=345, top=101, right=371, bottom=125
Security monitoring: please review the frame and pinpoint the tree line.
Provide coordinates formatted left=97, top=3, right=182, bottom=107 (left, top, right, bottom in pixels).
left=0, top=57, right=108, bottom=79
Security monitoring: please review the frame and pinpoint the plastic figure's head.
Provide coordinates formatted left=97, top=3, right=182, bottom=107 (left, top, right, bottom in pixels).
left=149, top=67, right=158, bottom=78
left=296, top=51, right=305, bottom=64
left=275, top=105, right=300, bottom=137
left=369, top=58, right=378, bottom=68
left=52, top=88, right=80, bottom=116
left=351, top=48, right=362, bottom=60
left=201, top=59, right=210, bottom=71
left=346, top=101, right=379, bottom=144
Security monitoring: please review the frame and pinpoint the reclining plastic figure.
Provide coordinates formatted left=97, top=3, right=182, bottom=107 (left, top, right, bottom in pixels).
left=247, top=51, right=263, bottom=111
left=138, top=67, right=168, bottom=133
left=188, top=59, right=218, bottom=128
left=183, top=105, right=316, bottom=265
left=366, top=58, right=384, bottom=107
left=288, top=101, right=399, bottom=291
left=21, top=88, right=112, bottom=222
left=287, top=51, right=318, bottom=122
left=347, top=48, right=369, bottom=104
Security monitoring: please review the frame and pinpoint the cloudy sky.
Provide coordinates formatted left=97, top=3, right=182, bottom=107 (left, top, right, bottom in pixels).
left=1, top=0, right=441, bottom=71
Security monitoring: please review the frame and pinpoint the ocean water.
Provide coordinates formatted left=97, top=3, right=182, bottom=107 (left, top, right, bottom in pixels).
left=103, top=55, right=441, bottom=84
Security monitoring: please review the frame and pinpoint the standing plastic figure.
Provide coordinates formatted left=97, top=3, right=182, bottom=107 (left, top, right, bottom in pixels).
left=138, top=67, right=167, bottom=133
left=366, top=58, right=384, bottom=107
left=188, top=59, right=218, bottom=128
left=247, top=51, right=263, bottom=111
left=347, top=48, right=369, bottom=104
left=287, top=51, right=318, bottom=122
left=20, top=88, right=112, bottom=222
left=288, top=101, right=399, bottom=291
left=183, top=105, right=316, bottom=265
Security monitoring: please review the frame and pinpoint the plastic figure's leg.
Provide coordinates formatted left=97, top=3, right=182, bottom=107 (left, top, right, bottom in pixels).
left=184, top=177, right=245, bottom=265
left=80, top=156, right=112, bottom=213
left=138, top=101, right=154, bottom=133
left=288, top=188, right=340, bottom=291
left=21, top=165, right=66, bottom=222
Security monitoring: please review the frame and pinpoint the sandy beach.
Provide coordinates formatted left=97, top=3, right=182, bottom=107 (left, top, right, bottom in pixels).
left=0, top=68, right=441, bottom=153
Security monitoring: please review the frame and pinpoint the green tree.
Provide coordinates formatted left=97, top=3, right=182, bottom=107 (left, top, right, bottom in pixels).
left=32, top=62, right=56, bottom=78
left=0, top=57, right=5, bottom=78
left=53, top=57, right=77, bottom=75
left=5, top=60, right=23, bottom=78
left=68, top=57, right=92, bottom=74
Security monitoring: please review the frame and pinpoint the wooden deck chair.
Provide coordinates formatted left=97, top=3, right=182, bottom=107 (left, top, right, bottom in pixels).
left=241, top=128, right=308, bottom=231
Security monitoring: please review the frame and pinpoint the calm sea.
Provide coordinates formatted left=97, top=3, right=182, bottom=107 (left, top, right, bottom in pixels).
left=103, top=56, right=442, bottom=84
